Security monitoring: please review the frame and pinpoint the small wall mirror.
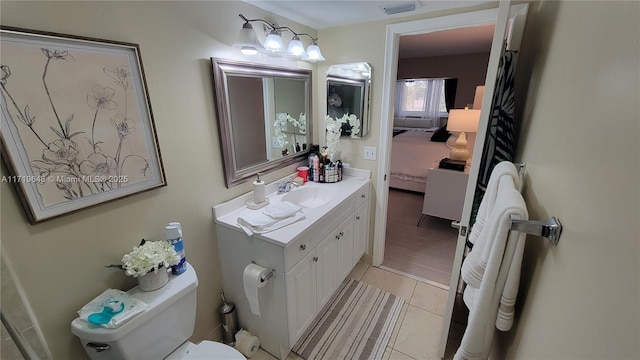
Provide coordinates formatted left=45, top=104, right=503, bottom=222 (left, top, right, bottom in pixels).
left=326, top=62, right=371, bottom=138
left=211, top=59, right=312, bottom=187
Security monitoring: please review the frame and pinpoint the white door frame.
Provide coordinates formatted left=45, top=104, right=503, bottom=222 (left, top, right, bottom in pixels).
left=373, top=2, right=530, bottom=357
left=373, top=7, right=503, bottom=267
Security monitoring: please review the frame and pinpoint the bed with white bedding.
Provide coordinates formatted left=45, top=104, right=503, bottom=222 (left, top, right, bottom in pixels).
left=389, top=130, right=452, bottom=193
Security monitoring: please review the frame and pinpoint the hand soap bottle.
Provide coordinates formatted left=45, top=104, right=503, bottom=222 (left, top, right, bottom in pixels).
left=246, top=173, right=269, bottom=209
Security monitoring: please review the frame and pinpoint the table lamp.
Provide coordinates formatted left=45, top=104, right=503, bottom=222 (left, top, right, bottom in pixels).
left=446, top=107, right=481, bottom=162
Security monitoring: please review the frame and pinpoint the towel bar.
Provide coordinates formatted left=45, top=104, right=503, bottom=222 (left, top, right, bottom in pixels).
left=510, top=216, right=562, bottom=245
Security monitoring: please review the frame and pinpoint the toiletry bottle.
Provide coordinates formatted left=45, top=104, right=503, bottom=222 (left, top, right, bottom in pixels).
left=337, top=160, right=343, bottom=181
left=252, top=173, right=265, bottom=204
left=166, top=224, right=187, bottom=275
left=313, top=155, right=320, bottom=182
left=308, top=153, right=315, bottom=182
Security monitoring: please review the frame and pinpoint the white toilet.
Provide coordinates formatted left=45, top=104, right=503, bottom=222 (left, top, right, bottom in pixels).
left=71, top=263, right=245, bottom=360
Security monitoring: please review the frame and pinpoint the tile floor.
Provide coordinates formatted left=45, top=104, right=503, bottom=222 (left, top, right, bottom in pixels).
left=252, top=262, right=465, bottom=360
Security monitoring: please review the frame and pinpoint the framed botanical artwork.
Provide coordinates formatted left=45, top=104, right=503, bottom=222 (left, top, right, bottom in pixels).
left=0, top=27, right=166, bottom=224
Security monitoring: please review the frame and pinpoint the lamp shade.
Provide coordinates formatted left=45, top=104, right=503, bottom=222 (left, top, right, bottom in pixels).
left=264, top=32, right=284, bottom=53
left=234, top=23, right=263, bottom=55
left=287, top=36, right=305, bottom=57
left=447, top=108, right=481, bottom=133
left=304, top=43, right=325, bottom=62
left=472, top=85, right=485, bottom=109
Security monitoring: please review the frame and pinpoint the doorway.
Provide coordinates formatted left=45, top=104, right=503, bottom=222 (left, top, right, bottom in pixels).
left=372, top=3, right=529, bottom=357
left=381, top=26, right=494, bottom=288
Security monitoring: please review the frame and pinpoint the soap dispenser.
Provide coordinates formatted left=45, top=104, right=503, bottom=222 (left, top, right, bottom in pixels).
left=246, top=173, right=269, bottom=209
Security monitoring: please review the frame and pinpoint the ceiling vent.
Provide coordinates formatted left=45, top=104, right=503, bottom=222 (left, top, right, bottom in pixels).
left=379, top=1, right=419, bottom=15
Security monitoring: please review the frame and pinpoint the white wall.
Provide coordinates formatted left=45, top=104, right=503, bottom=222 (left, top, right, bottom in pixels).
left=0, top=2, right=316, bottom=359
left=491, top=1, right=640, bottom=358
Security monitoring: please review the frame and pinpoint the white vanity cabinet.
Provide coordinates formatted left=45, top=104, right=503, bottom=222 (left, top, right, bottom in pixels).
left=285, top=234, right=337, bottom=346
left=353, top=184, right=370, bottom=264
left=213, top=176, right=370, bottom=359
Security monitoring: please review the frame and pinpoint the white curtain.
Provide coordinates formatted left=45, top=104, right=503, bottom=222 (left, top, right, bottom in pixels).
left=394, top=79, right=444, bottom=128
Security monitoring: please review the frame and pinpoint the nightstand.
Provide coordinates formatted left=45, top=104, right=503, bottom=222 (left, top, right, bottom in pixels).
left=419, top=161, right=470, bottom=223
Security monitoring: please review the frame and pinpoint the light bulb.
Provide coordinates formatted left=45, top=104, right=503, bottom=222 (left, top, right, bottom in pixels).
left=287, top=36, right=305, bottom=57
left=264, top=32, right=284, bottom=53
left=304, top=43, right=325, bottom=62
left=240, top=46, right=258, bottom=55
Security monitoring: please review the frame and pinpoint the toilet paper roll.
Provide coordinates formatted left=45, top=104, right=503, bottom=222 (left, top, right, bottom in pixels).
left=235, top=329, right=260, bottom=358
left=243, top=263, right=269, bottom=317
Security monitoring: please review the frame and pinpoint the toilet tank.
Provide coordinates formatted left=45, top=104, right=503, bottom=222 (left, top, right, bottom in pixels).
left=71, top=263, right=198, bottom=360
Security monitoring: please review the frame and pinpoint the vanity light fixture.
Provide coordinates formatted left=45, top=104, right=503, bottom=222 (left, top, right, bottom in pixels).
left=264, top=29, right=285, bottom=54
left=235, top=14, right=324, bottom=62
left=287, top=35, right=306, bottom=57
left=235, top=18, right=264, bottom=55
left=303, top=40, right=326, bottom=62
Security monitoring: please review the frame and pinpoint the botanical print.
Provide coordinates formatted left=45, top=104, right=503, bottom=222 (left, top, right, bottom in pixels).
left=0, top=30, right=164, bottom=221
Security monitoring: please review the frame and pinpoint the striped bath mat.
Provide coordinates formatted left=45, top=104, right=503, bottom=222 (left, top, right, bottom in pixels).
left=292, top=278, right=404, bottom=360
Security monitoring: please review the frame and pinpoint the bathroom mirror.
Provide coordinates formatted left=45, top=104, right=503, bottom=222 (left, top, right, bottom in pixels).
left=326, top=62, right=371, bottom=138
left=211, top=59, right=312, bottom=187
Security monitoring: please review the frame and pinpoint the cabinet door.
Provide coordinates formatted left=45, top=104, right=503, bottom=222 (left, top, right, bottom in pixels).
left=316, top=232, right=338, bottom=311
left=285, top=252, right=317, bottom=346
left=336, top=215, right=355, bottom=282
left=354, top=203, right=369, bottom=265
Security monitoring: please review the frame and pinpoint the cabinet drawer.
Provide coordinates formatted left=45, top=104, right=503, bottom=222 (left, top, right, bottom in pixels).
left=355, top=183, right=370, bottom=209
left=313, top=195, right=355, bottom=241
left=283, top=232, right=314, bottom=272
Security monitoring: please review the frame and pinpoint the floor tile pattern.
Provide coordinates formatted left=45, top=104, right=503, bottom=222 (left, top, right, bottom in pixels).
left=253, top=264, right=466, bottom=360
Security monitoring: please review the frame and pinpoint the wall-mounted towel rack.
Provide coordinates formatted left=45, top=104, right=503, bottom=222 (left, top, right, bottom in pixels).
left=510, top=216, right=562, bottom=246
left=512, top=162, right=562, bottom=245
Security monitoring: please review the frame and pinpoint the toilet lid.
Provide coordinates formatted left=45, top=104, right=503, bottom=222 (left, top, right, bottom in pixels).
left=184, top=341, right=245, bottom=360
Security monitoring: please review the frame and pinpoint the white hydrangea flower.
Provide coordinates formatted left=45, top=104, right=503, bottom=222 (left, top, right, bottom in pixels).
left=121, top=240, right=180, bottom=277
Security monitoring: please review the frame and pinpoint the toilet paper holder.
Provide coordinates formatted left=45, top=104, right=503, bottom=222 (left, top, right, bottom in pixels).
left=251, top=261, right=275, bottom=283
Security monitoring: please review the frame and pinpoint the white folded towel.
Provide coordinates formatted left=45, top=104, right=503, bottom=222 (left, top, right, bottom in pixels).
left=237, top=211, right=305, bottom=236
left=464, top=162, right=520, bottom=288
left=78, top=288, right=148, bottom=329
left=455, top=174, right=528, bottom=360
left=262, top=201, right=302, bottom=220
left=467, top=162, right=519, bottom=248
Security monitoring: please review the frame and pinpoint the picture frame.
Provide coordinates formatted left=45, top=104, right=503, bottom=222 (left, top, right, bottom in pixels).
left=0, top=27, right=166, bottom=224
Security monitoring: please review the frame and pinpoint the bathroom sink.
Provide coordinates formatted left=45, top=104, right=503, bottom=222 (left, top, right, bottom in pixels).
left=281, top=186, right=332, bottom=208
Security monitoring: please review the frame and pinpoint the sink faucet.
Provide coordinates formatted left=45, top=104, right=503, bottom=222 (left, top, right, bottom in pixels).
left=277, top=180, right=299, bottom=194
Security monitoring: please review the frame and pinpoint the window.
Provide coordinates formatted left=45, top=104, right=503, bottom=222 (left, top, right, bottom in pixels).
left=395, top=78, right=448, bottom=119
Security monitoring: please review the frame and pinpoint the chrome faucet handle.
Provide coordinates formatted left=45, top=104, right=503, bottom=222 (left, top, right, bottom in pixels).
left=277, top=179, right=299, bottom=194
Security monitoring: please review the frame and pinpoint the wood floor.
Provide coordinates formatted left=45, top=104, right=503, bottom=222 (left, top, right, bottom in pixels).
left=383, top=189, right=458, bottom=286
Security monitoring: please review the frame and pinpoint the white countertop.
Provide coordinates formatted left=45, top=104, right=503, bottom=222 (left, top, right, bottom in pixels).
left=213, top=169, right=370, bottom=247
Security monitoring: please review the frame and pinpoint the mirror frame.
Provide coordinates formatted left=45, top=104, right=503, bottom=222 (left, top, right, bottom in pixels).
left=326, top=62, right=372, bottom=138
left=211, top=58, right=313, bottom=188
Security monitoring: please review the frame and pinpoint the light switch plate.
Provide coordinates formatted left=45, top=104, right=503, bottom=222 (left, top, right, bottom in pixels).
left=364, top=146, right=377, bottom=160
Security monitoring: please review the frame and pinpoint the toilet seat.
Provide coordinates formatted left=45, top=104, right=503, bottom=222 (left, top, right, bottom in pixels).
left=184, top=341, right=245, bottom=360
